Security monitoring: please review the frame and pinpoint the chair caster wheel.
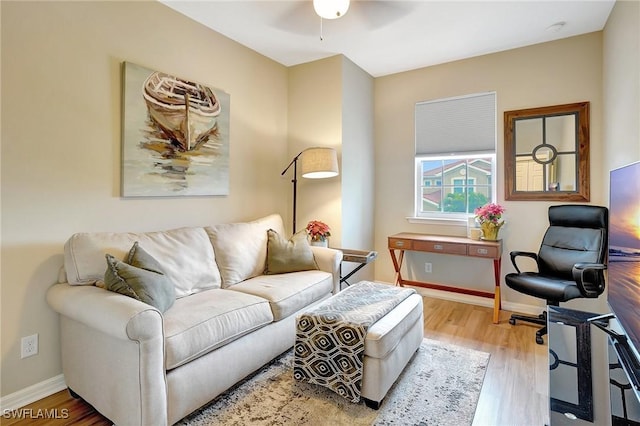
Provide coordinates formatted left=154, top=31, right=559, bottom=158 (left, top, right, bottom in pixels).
left=509, top=318, right=516, bottom=325
left=536, top=335, right=544, bottom=345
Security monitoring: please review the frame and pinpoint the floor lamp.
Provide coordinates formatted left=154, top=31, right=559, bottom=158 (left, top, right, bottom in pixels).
left=281, top=147, right=339, bottom=234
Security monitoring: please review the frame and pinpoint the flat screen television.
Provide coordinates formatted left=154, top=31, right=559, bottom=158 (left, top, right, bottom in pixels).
left=608, top=160, right=640, bottom=383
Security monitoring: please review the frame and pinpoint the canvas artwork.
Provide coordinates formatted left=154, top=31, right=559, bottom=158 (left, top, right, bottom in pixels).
left=122, top=62, right=230, bottom=197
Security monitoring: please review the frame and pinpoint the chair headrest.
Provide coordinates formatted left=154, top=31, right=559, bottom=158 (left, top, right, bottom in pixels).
left=548, top=205, right=608, bottom=229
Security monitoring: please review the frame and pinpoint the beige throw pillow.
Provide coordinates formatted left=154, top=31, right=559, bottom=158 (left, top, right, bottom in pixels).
left=206, top=214, right=285, bottom=287
left=104, top=242, right=176, bottom=312
left=265, top=229, right=318, bottom=275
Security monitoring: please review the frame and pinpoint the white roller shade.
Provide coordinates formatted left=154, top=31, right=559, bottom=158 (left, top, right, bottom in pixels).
left=415, top=92, right=496, bottom=155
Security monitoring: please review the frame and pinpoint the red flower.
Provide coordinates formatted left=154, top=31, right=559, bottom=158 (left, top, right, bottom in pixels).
left=306, top=220, right=331, bottom=241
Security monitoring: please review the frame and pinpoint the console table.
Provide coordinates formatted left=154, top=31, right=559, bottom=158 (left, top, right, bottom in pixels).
left=388, top=232, right=503, bottom=323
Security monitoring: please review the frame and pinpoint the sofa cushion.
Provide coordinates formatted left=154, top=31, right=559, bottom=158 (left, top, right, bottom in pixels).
left=163, top=289, right=274, bottom=370
left=64, top=227, right=221, bottom=298
left=103, top=242, right=176, bottom=312
left=364, top=293, right=423, bottom=359
left=227, top=270, right=332, bottom=321
left=265, top=229, right=318, bottom=274
left=206, top=214, right=285, bottom=288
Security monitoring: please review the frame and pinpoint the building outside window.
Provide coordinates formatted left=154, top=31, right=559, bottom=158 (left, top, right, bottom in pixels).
left=417, top=154, right=494, bottom=215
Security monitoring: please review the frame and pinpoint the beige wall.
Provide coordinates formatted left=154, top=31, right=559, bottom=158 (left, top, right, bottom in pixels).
left=340, top=57, right=375, bottom=282
left=373, top=33, right=606, bottom=314
left=603, top=0, right=640, bottom=173
left=286, top=55, right=375, bottom=288
left=1, top=1, right=289, bottom=396
left=287, top=57, right=343, bottom=243
left=287, top=55, right=375, bottom=283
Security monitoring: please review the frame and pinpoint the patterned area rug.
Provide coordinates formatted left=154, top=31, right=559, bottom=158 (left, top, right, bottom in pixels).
left=176, top=338, right=490, bottom=426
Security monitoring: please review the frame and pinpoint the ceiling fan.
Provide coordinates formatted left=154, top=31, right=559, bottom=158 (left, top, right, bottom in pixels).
left=272, top=1, right=414, bottom=38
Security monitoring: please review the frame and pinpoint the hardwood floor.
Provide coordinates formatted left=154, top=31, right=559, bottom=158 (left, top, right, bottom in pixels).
left=3, top=297, right=549, bottom=426
left=421, top=297, right=549, bottom=426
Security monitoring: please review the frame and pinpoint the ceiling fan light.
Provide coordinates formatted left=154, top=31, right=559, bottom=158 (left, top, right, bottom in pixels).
left=313, top=0, right=350, bottom=20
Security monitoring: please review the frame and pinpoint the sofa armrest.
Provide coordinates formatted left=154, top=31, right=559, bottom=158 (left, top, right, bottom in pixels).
left=47, top=283, right=167, bottom=426
left=47, top=283, right=163, bottom=341
left=310, top=246, right=343, bottom=294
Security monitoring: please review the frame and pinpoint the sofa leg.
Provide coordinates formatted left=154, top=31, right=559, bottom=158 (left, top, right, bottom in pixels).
left=68, top=388, right=81, bottom=399
left=364, top=398, right=381, bottom=410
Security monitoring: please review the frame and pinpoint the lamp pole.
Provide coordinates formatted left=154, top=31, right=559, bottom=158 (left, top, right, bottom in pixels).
left=281, top=151, right=303, bottom=234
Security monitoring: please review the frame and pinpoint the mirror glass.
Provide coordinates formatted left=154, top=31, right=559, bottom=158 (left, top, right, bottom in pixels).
left=505, top=102, right=589, bottom=201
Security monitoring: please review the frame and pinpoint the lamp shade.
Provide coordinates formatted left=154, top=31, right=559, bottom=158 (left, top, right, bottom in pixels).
left=300, top=147, right=339, bottom=179
left=313, top=0, right=350, bottom=19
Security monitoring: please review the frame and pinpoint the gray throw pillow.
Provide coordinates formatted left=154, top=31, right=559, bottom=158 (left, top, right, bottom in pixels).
left=265, top=229, right=319, bottom=275
left=104, top=242, right=176, bottom=312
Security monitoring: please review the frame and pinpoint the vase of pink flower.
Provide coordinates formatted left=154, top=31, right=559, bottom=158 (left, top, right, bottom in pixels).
left=474, top=203, right=505, bottom=241
left=306, top=220, right=331, bottom=247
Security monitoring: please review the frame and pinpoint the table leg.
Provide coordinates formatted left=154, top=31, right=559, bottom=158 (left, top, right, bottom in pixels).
left=340, top=263, right=367, bottom=287
left=389, top=249, right=405, bottom=286
left=492, top=257, right=502, bottom=324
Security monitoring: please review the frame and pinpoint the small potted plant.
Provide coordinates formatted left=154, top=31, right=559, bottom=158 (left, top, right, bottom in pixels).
left=306, top=220, right=331, bottom=247
left=474, top=203, right=505, bottom=241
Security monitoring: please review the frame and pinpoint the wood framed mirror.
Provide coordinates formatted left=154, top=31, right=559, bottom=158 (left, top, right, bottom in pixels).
left=504, top=102, right=590, bottom=201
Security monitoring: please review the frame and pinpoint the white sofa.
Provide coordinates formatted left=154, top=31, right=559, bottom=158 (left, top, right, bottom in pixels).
left=46, top=214, right=342, bottom=426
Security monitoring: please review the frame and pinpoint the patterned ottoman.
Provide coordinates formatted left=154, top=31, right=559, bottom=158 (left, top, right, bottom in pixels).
left=294, top=281, right=424, bottom=409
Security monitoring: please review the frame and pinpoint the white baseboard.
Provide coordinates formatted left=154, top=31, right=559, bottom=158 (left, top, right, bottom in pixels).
left=502, top=300, right=545, bottom=316
left=404, top=285, right=544, bottom=317
left=0, top=375, right=66, bottom=412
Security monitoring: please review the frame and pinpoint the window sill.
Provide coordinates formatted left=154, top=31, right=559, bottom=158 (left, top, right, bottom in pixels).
left=406, top=216, right=469, bottom=227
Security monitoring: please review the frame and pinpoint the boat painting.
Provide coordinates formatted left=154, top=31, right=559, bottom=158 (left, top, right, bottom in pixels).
left=143, top=71, right=221, bottom=152
left=122, top=62, right=230, bottom=197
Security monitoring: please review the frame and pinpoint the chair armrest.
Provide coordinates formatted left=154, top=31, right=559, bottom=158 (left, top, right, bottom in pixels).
left=310, top=246, right=343, bottom=294
left=509, top=251, right=538, bottom=273
left=572, top=263, right=607, bottom=298
left=46, top=283, right=163, bottom=341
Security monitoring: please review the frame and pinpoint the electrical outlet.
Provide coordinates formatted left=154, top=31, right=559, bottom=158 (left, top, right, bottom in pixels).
left=21, top=334, right=38, bottom=359
left=424, top=262, right=432, bottom=273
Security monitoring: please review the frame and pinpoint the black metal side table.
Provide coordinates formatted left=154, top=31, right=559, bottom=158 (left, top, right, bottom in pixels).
left=337, top=249, right=377, bottom=288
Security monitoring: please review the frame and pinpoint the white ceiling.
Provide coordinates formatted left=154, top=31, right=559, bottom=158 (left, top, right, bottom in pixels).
left=160, top=0, right=616, bottom=77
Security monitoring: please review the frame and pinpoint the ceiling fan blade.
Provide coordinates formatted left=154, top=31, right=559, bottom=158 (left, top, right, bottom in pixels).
left=349, top=1, right=414, bottom=30
left=271, top=1, right=319, bottom=36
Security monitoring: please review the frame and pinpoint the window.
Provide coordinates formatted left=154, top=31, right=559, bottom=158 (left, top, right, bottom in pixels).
left=415, top=154, right=496, bottom=216
left=414, top=92, right=496, bottom=220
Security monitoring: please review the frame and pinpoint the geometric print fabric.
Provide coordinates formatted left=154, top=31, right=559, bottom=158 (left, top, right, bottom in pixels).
left=294, top=281, right=415, bottom=402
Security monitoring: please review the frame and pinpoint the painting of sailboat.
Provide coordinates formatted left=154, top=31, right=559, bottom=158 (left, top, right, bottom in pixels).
left=122, top=62, right=230, bottom=197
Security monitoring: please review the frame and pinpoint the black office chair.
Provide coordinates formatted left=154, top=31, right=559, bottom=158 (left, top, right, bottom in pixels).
left=505, top=205, right=608, bottom=344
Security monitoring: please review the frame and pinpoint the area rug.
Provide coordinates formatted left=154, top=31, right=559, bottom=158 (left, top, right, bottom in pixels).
left=176, top=338, right=490, bottom=426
